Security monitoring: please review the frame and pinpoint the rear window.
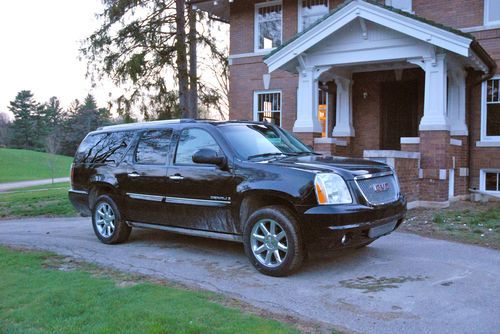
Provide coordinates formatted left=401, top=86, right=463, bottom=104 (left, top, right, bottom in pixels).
left=75, top=131, right=135, bottom=164
left=134, top=129, right=173, bottom=165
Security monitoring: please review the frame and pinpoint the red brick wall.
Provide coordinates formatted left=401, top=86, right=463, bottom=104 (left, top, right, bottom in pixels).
left=394, top=158, right=420, bottom=202
left=413, top=0, right=484, bottom=28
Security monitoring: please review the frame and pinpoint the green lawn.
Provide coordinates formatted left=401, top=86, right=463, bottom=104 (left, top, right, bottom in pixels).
left=0, top=247, right=298, bottom=334
left=0, top=148, right=73, bottom=183
left=0, top=182, right=76, bottom=218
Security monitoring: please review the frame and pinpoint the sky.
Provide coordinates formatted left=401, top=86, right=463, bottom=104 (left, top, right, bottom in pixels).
left=0, top=0, right=117, bottom=119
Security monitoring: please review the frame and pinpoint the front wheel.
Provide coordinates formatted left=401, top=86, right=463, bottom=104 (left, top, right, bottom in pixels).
left=243, top=206, right=304, bottom=277
left=92, top=195, right=131, bottom=244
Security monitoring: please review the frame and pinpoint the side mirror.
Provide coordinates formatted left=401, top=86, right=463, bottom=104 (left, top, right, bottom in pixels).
left=192, top=148, right=226, bottom=167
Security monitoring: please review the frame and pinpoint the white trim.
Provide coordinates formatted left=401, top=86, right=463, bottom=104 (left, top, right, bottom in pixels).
left=484, top=0, right=500, bottom=26
left=450, top=139, right=462, bottom=146
left=254, top=0, right=283, bottom=53
left=461, top=23, right=500, bottom=33
left=298, top=0, right=330, bottom=33
left=313, top=137, right=348, bottom=146
left=407, top=201, right=450, bottom=209
left=400, top=137, right=420, bottom=144
left=363, top=150, right=420, bottom=159
left=476, top=141, right=500, bottom=147
left=480, top=169, right=500, bottom=194
left=385, top=0, right=413, bottom=13
left=228, top=50, right=271, bottom=60
left=480, top=75, right=500, bottom=142
left=265, top=0, right=473, bottom=72
left=253, top=89, right=283, bottom=126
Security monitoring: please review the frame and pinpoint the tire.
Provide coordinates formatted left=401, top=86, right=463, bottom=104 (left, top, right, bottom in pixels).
left=243, top=205, right=304, bottom=277
left=91, top=195, right=131, bottom=244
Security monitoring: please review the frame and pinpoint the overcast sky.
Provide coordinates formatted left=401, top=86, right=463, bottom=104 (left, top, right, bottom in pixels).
left=0, top=0, right=116, bottom=118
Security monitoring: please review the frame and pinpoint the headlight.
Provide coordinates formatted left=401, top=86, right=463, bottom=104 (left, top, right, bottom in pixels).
left=314, top=173, right=352, bottom=205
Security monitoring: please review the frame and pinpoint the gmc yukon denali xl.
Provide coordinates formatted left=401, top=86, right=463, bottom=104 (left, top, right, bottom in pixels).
left=69, top=120, right=406, bottom=276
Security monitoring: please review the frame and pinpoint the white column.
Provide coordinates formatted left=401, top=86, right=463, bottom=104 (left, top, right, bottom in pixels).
left=293, top=67, right=322, bottom=133
left=417, top=54, right=450, bottom=131
left=448, top=68, right=468, bottom=136
left=331, top=76, right=355, bottom=137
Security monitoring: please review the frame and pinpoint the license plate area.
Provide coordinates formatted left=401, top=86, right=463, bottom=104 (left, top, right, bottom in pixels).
left=368, top=220, right=397, bottom=238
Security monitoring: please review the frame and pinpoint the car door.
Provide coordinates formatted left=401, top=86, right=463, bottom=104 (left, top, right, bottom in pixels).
left=165, top=127, right=237, bottom=233
left=120, top=128, right=173, bottom=225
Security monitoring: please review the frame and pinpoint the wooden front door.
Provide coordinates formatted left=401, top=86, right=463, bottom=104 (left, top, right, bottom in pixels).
left=380, top=80, right=419, bottom=150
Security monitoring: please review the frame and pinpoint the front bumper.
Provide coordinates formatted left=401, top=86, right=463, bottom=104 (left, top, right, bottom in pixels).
left=298, top=195, right=407, bottom=250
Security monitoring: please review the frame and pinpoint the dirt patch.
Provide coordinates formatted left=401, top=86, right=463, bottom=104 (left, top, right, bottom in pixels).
left=339, top=275, right=427, bottom=293
left=401, top=201, right=500, bottom=249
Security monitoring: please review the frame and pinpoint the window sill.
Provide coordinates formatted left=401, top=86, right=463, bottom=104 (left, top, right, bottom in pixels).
left=476, top=140, right=500, bottom=147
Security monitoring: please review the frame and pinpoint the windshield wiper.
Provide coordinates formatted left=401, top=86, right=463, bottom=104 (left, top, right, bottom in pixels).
left=247, top=152, right=288, bottom=160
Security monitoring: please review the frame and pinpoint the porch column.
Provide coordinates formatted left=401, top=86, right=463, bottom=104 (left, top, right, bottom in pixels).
left=418, top=54, right=450, bottom=131
left=293, top=67, right=322, bottom=134
left=331, top=76, right=355, bottom=137
left=448, top=68, right=468, bottom=136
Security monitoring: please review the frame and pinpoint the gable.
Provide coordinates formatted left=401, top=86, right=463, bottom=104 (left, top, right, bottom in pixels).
left=264, top=0, right=476, bottom=73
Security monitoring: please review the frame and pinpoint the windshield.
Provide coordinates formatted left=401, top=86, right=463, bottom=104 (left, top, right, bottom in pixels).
left=218, top=124, right=314, bottom=160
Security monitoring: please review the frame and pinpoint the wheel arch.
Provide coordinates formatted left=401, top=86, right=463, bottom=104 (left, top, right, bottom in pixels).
left=238, top=190, right=299, bottom=229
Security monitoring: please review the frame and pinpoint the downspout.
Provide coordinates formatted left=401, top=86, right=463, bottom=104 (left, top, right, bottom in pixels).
left=466, top=40, right=497, bottom=193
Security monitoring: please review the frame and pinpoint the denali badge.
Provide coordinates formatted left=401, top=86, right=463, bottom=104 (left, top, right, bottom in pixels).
left=373, top=182, right=390, bottom=193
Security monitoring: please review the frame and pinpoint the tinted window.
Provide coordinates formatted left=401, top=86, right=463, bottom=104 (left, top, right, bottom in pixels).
left=135, top=129, right=172, bottom=165
left=75, top=131, right=134, bottom=164
left=175, top=129, right=221, bottom=165
left=218, top=124, right=313, bottom=160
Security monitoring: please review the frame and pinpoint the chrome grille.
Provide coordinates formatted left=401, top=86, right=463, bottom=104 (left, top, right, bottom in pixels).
left=355, top=173, right=399, bottom=205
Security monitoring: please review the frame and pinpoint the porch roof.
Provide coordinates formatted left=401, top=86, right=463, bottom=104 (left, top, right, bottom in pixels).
left=264, top=0, right=495, bottom=74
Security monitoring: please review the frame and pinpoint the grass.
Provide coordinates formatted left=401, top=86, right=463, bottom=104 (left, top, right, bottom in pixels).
left=432, top=207, right=500, bottom=246
left=0, top=148, right=73, bottom=183
left=0, top=182, right=76, bottom=218
left=0, top=247, right=298, bottom=334
left=404, top=202, right=500, bottom=249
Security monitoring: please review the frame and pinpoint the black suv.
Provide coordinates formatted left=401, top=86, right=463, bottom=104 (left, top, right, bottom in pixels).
left=69, top=120, right=406, bottom=276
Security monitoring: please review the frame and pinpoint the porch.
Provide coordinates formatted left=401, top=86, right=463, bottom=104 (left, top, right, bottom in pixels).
left=263, top=0, right=494, bottom=205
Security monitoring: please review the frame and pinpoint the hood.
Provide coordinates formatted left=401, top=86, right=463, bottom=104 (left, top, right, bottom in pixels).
left=267, top=154, right=392, bottom=180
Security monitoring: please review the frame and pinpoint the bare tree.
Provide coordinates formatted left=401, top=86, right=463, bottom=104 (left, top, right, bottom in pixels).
left=45, top=132, right=61, bottom=184
left=0, top=112, right=10, bottom=147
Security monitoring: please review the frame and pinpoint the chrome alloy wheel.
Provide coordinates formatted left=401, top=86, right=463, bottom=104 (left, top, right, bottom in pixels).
left=94, top=202, right=116, bottom=238
left=250, top=219, right=288, bottom=268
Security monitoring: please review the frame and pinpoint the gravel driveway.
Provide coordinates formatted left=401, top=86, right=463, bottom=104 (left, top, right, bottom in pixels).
left=1, top=217, right=499, bottom=334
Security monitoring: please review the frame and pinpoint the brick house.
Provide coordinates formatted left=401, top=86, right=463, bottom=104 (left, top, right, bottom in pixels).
left=192, top=0, right=500, bottom=208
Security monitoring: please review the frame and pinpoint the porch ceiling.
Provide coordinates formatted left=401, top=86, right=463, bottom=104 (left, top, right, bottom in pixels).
left=264, top=0, right=493, bottom=74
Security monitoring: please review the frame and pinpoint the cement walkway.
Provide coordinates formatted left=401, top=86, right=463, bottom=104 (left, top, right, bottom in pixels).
left=0, top=177, right=70, bottom=192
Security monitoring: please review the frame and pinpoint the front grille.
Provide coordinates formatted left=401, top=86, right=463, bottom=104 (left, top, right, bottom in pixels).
left=355, top=173, right=399, bottom=205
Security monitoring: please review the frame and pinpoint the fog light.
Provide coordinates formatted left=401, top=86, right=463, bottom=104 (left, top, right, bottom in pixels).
left=341, top=234, right=350, bottom=245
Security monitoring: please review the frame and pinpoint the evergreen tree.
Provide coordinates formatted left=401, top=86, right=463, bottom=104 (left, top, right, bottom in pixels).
left=8, top=90, right=39, bottom=148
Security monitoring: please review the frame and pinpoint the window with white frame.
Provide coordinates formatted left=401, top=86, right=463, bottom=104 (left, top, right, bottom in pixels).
left=254, top=91, right=282, bottom=126
left=255, top=1, right=282, bottom=51
left=299, top=0, right=329, bottom=31
left=385, top=0, right=412, bottom=12
left=481, top=170, right=500, bottom=193
left=482, top=77, right=500, bottom=139
left=485, top=0, right=500, bottom=25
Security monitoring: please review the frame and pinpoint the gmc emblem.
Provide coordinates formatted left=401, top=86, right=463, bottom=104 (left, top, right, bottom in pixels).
left=373, top=182, right=390, bottom=193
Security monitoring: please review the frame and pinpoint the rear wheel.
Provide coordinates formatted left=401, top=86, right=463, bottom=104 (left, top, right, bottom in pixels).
left=243, top=206, right=304, bottom=277
left=92, top=195, right=131, bottom=244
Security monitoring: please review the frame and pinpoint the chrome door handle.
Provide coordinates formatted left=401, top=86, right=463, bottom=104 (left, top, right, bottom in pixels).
left=169, top=175, right=184, bottom=180
left=128, top=172, right=140, bottom=178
